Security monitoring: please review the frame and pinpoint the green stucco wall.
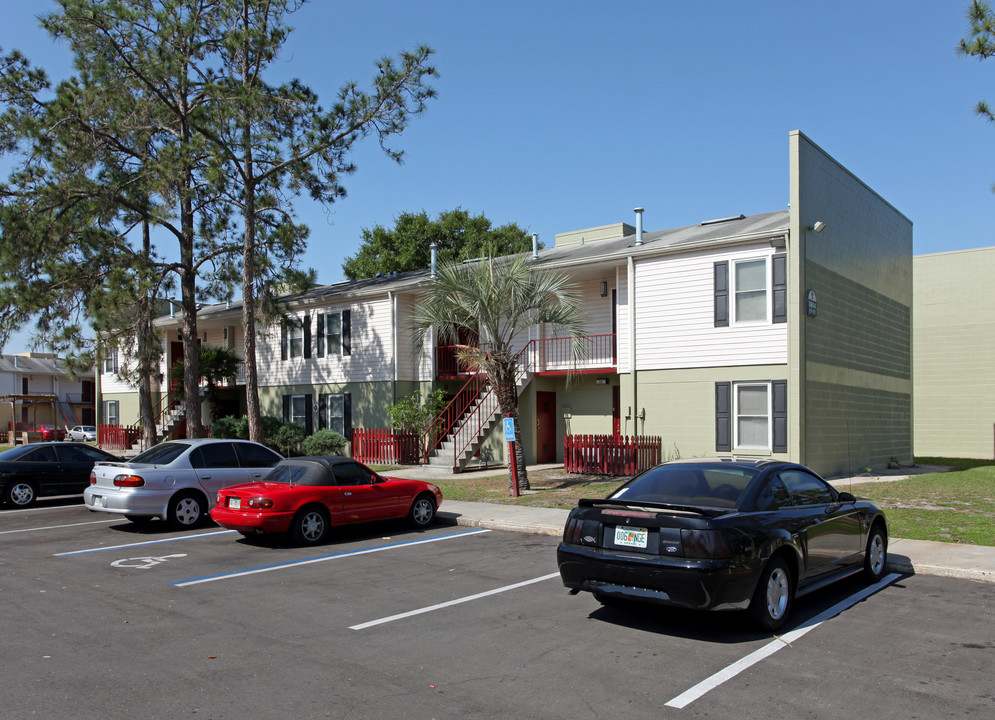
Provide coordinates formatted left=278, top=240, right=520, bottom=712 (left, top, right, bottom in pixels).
left=913, top=248, right=995, bottom=459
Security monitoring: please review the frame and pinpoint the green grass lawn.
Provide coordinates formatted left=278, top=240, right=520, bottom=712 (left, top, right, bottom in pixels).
left=420, top=459, right=995, bottom=547
left=849, top=463, right=995, bottom=546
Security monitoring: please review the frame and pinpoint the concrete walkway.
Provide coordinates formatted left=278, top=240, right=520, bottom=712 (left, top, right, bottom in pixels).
left=387, top=462, right=995, bottom=584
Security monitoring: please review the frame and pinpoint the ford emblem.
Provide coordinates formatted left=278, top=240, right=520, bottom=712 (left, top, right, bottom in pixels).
left=666, top=546, right=678, bottom=553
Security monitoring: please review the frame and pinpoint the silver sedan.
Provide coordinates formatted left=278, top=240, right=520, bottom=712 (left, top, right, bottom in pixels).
left=84, top=438, right=282, bottom=529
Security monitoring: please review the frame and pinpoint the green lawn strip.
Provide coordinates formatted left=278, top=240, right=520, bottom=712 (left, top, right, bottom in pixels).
left=852, top=465, right=995, bottom=546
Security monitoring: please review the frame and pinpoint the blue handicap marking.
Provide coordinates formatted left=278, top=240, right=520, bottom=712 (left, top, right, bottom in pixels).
left=503, top=417, right=516, bottom=442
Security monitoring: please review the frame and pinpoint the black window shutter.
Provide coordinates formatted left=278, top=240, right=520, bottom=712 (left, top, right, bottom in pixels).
left=343, top=393, right=352, bottom=440
left=772, top=380, right=787, bottom=453
left=280, top=324, right=288, bottom=361
left=342, top=310, right=351, bottom=356
left=316, top=314, right=325, bottom=358
left=303, top=314, right=312, bottom=359
left=282, top=394, right=290, bottom=423
left=714, top=262, right=729, bottom=327
left=715, top=382, right=731, bottom=451
left=318, top=394, right=328, bottom=430
left=304, top=393, right=313, bottom=434
left=772, top=253, right=787, bottom=324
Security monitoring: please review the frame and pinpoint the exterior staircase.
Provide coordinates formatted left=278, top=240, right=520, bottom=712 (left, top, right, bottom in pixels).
left=127, top=398, right=186, bottom=453
left=425, top=366, right=532, bottom=472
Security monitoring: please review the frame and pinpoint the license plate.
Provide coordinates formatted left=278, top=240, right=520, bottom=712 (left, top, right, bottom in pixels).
left=614, top=526, right=648, bottom=548
left=228, top=498, right=241, bottom=509
left=92, top=495, right=103, bottom=508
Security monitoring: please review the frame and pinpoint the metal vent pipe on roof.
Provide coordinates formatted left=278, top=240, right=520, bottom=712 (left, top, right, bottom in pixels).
left=532, top=233, right=539, bottom=260
left=634, top=207, right=644, bottom=246
left=430, top=242, right=438, bottom=278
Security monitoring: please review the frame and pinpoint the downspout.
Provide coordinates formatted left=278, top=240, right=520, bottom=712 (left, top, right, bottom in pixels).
left=627, top=255, right=637, bottom=435
left=390, top=291, right=399, bottom=403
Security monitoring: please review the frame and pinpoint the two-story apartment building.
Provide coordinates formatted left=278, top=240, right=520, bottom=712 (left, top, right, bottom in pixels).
left=1, top=352, right=96, bottom=435
left=100, top=131, right=913, bottom=477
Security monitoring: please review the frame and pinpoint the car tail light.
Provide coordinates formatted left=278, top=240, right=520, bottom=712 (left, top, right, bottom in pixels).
left=245, top=497, right=274, bottom=509
left=113, top=474, right=145, bottom=488
left=89, top=471, right=96, bottom=485
left=680, top=529, right=732, bottom=559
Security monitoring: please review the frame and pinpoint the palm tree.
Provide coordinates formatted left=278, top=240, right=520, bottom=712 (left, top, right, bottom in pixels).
left=172, top=345, right=243, bottom=424
left=412, top=254, right=586, bottom=492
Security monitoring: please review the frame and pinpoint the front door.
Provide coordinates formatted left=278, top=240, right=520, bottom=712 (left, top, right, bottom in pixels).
left=612, top=385, right=621, bottom=436
left=536, top=391, right=557, bottom=463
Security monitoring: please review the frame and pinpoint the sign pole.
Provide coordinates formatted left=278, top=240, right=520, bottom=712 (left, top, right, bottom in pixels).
left=504, top=415, right=519, bottom=498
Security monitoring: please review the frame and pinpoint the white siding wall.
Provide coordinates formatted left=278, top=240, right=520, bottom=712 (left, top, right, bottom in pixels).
left=258, top=296, right=396, bottom=387
left=395, top=294, right=433, bottom=382
left=633, top=244, right=788, bottom=370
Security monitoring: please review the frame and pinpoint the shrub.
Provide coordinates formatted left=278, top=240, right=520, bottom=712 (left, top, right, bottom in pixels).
left=211, top=416, right=248, bottom=439
left=389, top=389, right=449, bottom=434
left=260, top=415, right=284, bottom=442
left=302, top=429, right=348, bottom=456
left=271, top=422, right=307, bottom=457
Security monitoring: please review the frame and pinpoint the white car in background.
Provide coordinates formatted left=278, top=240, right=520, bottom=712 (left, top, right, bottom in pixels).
left=69, top=425, right=97, bottom=442
left=84, top=438, right=282, bottom=529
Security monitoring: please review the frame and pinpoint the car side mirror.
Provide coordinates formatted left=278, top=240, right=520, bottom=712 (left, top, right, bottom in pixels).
left=837, top=491, right=856, bottom=504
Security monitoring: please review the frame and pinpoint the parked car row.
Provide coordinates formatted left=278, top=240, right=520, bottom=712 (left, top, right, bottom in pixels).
left=2, top=435, right=887, bottom=632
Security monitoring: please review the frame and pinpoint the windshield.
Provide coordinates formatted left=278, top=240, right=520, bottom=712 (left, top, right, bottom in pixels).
left=609, top=463, right=759, bottom=509
left=130, top=442, right=189, bottom=465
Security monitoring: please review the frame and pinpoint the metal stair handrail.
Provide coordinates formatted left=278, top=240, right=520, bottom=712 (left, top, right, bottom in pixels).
left=436, top=341, right=537, bottom=470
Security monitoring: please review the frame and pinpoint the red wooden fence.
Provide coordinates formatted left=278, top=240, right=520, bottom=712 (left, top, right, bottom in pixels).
left=99, top=424, right=141, bottom=451
left=563, top=434, right=661, bottom=476
left=353, top=429, right=420, bottom=465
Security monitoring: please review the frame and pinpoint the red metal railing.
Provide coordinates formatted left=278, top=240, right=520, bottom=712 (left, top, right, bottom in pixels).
left=419, top=372, right=491, bottom=463
left=353, top=429, right=420, bottom=465
left=564, top=434, right=661, bottom=476
left=124, top=390, right=182, bottom=450
left=530, top=334, right=616, bottom=374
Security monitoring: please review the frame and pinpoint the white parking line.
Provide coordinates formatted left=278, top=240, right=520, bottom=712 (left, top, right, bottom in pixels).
left=1, top=503, right=85, bottom=514
left=0, top=519, right=117, bottom=535
left=172, top=529, right=491, bottom=587
left=55, top=530, right=236, bottom=556
left=664, top=573, right=901, bottom=709
left=350, top=572, right=561, bottom=630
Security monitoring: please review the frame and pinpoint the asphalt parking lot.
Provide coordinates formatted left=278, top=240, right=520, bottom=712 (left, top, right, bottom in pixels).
left=2, top=499, right=993, bottom=719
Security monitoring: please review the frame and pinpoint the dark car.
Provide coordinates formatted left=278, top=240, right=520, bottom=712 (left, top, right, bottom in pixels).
left=557, top=458, right=888, bottom=631
left=0, top=442, right=123, bottom=508
left=211, top=456, right=443, bottom=545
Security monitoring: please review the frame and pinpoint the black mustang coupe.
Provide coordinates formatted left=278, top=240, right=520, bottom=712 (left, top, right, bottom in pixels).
left=557, top=458, right=888, bottom=630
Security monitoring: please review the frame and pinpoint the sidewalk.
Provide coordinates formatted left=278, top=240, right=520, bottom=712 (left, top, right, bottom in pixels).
left=388, top=462, right=995, bottom=584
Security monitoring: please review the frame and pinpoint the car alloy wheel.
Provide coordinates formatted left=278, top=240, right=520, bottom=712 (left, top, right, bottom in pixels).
left=750, top=556, right=793, bottom=631
left=168, top=492, right=205, bottom=529
left=864, top=526, right=887, bottom=581
left=409, top=495, right=436, bottom=528
left=292, top=507, right=328, bottom=545
left=5, top=480, right=37, bottom=507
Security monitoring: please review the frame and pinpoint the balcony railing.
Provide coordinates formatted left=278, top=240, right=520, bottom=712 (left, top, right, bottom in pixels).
left=434, top=334, right=616, bottom=378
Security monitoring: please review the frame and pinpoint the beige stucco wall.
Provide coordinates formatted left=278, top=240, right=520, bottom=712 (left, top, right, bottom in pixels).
left=790, top=131, right=913, bottom=476
left=913, top=247, right=995, bottom=459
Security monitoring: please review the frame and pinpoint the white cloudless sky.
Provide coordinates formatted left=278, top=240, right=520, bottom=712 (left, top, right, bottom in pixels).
left=2, top=0, right=993, bottom=353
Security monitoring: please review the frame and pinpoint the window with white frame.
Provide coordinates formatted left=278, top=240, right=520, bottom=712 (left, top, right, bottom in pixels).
left=324, top=312, right=342, bottom=355
left=290, top=395, right=308, bottom=427
left=103, top=347, right=119, bottom=374
left=324, top=394, right=345, bottom=435
left=288, top=323, right=304, bottom=359
left=734, top=382, right=770, bottom=450
left=733, top=258, right=768, bottom=323
left=103, top=400, right=120, bottom=426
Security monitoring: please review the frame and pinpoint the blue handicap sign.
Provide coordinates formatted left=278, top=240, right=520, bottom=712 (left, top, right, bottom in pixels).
left=503, top=417, right=516, bottom=442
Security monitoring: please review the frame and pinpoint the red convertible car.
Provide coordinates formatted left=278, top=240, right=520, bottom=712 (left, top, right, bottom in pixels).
left=211, top=456, right=443, bottom=545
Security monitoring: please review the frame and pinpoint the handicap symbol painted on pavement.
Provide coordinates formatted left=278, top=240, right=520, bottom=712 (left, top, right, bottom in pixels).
left=111, top=554, right=188, bottom=570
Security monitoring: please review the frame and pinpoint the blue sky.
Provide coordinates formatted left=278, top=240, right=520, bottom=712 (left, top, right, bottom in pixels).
left=2, top=0, right=993, bottom=353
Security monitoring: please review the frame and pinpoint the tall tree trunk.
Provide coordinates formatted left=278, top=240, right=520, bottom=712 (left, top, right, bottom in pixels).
left=180, top=153, right=201, bottom=438
left=242, top=168, right=263, bottom=442
left=137, top=220, right=159, bottom=449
